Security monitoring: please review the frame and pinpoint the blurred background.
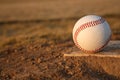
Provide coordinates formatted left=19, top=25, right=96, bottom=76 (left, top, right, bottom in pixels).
left=0, top=0, right=120, bottom=79
left=0, top=0, right=120, bottom=50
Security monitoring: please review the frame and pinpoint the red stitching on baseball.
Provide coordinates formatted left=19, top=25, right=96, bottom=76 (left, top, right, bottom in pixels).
left=73, top=18, right=111, bottom=53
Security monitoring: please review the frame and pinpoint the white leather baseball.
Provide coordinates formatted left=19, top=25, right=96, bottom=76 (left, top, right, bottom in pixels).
left=73, top=15, right=111, bottom=53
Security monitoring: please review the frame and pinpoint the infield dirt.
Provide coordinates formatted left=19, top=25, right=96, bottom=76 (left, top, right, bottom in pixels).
left=0, top=0, right=120, bottom=80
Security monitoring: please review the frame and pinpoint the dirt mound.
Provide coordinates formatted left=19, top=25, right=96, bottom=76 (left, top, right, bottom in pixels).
left=0, top=0, right=120, bottom=79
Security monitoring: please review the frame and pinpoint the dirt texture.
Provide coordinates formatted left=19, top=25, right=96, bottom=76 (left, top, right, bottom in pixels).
left=0, top=0, right=120, bottom=80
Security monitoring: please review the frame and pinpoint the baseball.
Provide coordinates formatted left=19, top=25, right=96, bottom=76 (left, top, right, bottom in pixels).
left=73, top=15, right=111, bottom=53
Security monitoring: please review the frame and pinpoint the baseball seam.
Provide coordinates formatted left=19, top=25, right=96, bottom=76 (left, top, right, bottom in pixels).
left=73, top=18, right=111, bottom=53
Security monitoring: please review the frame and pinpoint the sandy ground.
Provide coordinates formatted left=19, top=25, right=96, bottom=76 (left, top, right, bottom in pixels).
left=0, top=0, right=120, bottom=80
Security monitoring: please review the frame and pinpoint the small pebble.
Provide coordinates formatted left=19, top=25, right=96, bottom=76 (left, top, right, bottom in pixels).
left=37, top=58, right=41, bottom=63
left=21, top=56, right=25, bottom=60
